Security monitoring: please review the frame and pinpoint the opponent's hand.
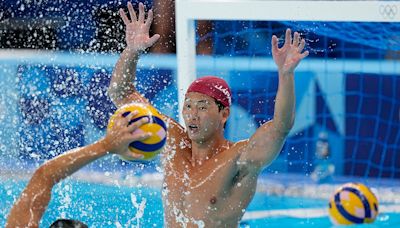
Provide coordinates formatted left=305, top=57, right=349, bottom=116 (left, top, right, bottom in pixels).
left=272, top=29, right=309, bottom=75
left=104, top=110, right=151, bottom=159
left=120, top=2, right=160, bottom=53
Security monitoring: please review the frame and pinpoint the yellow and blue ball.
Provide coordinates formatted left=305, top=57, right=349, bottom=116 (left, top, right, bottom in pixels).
left=107, top=103, right=167, bottom=161
left=328, top=182, right=379, bottom=225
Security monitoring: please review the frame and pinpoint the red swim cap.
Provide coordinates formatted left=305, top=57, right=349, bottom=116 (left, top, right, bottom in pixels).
left=186, top=76, right=232, bottom=107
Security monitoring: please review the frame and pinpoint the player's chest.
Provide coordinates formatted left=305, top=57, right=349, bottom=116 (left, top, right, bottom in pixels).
left=164, top=157, right=239, bottom=198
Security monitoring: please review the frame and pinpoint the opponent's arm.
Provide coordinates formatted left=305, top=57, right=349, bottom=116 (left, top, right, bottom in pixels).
left=239, top=29, right=309, bottom=173
left=108, top=2, right=160, bottom=107
left=6, top=112, right=150, bottom=228
left=108, top=2, right=188, bottom=161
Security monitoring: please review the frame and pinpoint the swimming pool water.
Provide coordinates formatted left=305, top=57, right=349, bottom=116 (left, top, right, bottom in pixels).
left=0, top=179, right=399, bottom=227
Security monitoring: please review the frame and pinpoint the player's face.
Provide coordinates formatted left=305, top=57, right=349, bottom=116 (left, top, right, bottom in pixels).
left=182, top=92, right=225, bottom=142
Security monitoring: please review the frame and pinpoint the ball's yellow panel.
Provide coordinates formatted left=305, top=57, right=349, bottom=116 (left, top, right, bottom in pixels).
left=107, top=103, right=167, bottom=161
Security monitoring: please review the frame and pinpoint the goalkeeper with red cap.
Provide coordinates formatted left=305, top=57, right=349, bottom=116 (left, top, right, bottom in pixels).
left=108, top=2, right=309, bottom=227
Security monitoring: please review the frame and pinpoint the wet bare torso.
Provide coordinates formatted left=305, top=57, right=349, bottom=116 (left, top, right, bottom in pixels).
left=122, top=94, right=260, bottom=227
left=162, top=136, right=258, bottom=228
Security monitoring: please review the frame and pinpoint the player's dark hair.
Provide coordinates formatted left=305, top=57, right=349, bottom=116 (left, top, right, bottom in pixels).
left=49, top=219, right=88, bottom=228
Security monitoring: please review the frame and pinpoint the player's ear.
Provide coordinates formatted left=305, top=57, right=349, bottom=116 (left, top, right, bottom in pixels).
left=221, top=107, right=230, bottom=123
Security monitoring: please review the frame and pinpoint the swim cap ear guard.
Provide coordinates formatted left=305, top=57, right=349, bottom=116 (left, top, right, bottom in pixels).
left=49, top=219, right=88, bottom=228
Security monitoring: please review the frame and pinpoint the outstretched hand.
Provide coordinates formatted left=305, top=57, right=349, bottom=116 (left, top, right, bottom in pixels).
left=272, top=29, right=309, bottom=75
left=120, top=2, right=160, bottom=53
left=104, top=110, right=151, bottom=159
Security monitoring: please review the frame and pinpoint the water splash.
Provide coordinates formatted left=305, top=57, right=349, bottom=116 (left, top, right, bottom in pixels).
left=55, top=183, right=73, bottom=218
left=171, top=204, right=205, bottom=228
left=115, top=193, right=147, bottom=228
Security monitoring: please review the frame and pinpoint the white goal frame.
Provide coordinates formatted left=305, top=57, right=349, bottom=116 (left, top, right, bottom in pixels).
left=175, top=0, right=400, bottom=124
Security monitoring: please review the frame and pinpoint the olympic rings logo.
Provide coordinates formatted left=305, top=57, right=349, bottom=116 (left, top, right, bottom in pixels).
left=379, top=4, right=398, bottom=19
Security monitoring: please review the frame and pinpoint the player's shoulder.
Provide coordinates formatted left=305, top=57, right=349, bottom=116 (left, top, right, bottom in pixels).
left=228, top=139, right=250, bottom=154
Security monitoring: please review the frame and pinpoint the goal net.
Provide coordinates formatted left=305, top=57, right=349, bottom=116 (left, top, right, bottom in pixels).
left=175, top=0, right=400, bottom=179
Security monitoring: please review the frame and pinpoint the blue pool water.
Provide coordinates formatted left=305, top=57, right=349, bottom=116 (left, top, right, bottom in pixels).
left=1, top=178, right=399, bottom=227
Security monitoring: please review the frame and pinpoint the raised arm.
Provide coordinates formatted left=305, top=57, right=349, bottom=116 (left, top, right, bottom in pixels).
left=6, top=112, right=150, bottom=228
left=240, top=29, right=309, bottom=173
left=108, top=2, right=188, bottom=157
left=108, top=2, right=160, bottom=107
